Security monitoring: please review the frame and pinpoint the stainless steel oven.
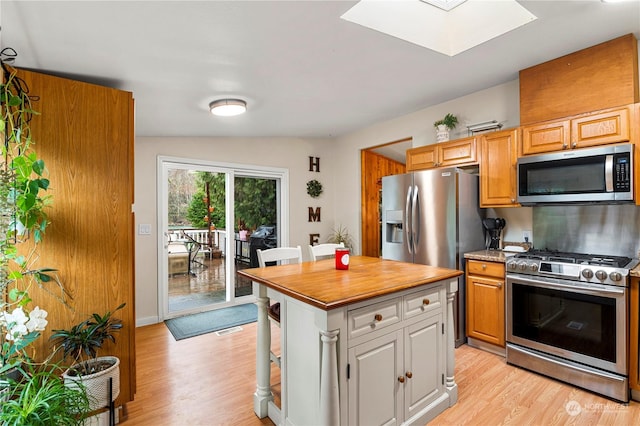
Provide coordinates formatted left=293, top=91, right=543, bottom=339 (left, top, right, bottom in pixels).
left=505, top=250, right=636, bottom=402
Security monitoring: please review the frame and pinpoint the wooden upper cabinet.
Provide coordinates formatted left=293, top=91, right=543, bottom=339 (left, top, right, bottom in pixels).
left=519, top=33, right=638, bottom=125
left=521, top=120, right=570, bottom=155
left=571, top=107, right=630, bottom=148
left=439, top=137, right=477, bottom=167
left=480, top=129, right=519, bottom=208
left=407, top=144, right=437, bottom=170
left=406, top=136, right=477, bottom=171
left=521, top=105, right=632, bottom=156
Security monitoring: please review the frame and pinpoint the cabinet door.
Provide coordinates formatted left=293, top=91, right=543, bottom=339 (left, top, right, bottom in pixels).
left=480, top=129, right=519, bottom=207
left=349, top=331, right=403, bottom=426
left=17, top=69, right=136, bottom=405
left=406, top=145, right=438, bottom=171
left=438, top=137, right=477, bottom=168
left=466, top=274, right=505, bottom=347
left=521, top=120, right=570, bottom=155
left=403, top=315, right=444, bottom=421
left=571, top=107, right=630, bottom=148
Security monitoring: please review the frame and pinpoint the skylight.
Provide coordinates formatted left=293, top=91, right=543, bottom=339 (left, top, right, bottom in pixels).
left=341, top=0, right=537, bottom=57
left=420, top=0, right=468, bottom=12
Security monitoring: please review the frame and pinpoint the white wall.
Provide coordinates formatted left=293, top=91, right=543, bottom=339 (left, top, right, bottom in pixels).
left=333, top=79, right=533, bottom=252
left=134, top=137, right=335, bottom=325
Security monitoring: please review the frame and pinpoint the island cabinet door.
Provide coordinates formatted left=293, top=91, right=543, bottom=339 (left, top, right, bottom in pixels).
left=348, top=330, right=403, bottom=426
left=403, top=314, right=444, bottom=421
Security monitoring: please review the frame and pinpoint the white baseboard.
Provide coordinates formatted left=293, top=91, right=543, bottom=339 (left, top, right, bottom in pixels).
left=136, top=316, right=160, bottom=327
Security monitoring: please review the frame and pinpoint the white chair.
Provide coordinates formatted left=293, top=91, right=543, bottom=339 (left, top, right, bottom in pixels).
left=256, top=245, right=303, bottom=368
left=307, top=242, right=345, bottom=261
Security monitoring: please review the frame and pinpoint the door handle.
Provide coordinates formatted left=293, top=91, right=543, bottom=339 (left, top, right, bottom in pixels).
left=405, top=186, right=413, bottom=254
left=411, top=185, right=419, bottom=252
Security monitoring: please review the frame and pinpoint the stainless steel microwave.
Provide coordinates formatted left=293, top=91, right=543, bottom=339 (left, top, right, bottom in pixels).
left=517, top=143, right=633, bottom=205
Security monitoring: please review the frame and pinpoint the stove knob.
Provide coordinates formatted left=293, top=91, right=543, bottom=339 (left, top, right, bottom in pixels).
left=528, top=263, right=539, bottom=272
left=506, top=260, right=517, bottom=271
left=609, top=272, right=622, bottom=282
left=595, top=270, right=607, bottom=281
left=582, top=269, right=594, bottom=279
left=518, top=261, right=528, bottom=271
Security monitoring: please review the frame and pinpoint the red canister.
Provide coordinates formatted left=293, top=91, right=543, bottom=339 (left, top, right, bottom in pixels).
left=335, top=248, right=350, bottom=270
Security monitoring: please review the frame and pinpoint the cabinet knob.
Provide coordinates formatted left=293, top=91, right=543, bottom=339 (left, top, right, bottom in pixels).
left=374, top=314, right=383, bottom=322
left=398, top=376, right=405, bottom=383
left=406, top=371, right=413, bottom=379
left=422, top=298, right=430, bottom=305
left=497, top=282, right=503, bottom=289
left=511, top=199, right=516, bottom=203
left=562, top=143, right=568, bottom=149
left=572, top=142, right=577, bottom=148
left=481, top=264, right=487, bottom=269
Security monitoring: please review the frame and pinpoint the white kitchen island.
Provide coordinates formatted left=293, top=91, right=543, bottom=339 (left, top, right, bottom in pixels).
left=238, top=256, right=462, bottom=426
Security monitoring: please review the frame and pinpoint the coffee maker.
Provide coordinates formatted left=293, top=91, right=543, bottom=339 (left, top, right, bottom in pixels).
left=482, top=218, right=506, bottom=250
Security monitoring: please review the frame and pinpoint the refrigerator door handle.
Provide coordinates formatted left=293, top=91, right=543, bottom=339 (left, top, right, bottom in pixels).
left=412, top=185, right=420, bottom=252
left=405, top=186, right=413, bottom=254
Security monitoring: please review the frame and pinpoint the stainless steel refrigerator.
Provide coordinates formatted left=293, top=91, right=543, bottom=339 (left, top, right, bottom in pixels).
left=381, top=167, right=485, bottom=347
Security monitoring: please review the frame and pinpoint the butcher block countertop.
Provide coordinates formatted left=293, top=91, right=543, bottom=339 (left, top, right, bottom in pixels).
left=237, top=255, right=462, bottom=311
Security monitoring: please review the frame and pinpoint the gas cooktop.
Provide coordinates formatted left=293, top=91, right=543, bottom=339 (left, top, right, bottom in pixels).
left=513, top=249, right=633, bottom=268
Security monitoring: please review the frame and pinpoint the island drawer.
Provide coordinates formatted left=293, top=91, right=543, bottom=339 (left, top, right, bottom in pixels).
left=348, top=297, right=402, bottom=339
left=404, top=287, right=442, bottom=320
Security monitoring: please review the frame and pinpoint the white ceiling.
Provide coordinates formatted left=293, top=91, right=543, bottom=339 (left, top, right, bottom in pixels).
left=1, top=1, right=639, bottom=139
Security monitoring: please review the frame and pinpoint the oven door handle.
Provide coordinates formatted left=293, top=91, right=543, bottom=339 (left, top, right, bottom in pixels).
left=507, top=275, right=625, bottom=296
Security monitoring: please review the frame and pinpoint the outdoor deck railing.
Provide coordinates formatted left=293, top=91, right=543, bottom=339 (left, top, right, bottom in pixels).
left=168, top=229, right=227, bottom=256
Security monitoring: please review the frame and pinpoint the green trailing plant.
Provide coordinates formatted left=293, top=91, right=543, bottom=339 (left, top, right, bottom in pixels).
left=433, top=113, right=459, bottom=130
left=49, top=303, right=125, bottom=376
left=0, top=48, right=68, bottom=378
left=0, top=365, right=90, bottom=425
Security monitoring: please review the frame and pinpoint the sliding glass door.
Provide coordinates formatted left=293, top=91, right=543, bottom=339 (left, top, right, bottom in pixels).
left=158, top=157, right=288, bottom=320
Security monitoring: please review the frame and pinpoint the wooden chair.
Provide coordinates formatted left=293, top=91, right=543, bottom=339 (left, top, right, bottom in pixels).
left=307, top=242, right=345, bottom=261
left=256, top=246, right=303, bottom=368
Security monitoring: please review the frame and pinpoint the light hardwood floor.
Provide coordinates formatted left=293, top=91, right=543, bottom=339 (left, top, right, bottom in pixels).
left=124, top=321, right=640, bottom=425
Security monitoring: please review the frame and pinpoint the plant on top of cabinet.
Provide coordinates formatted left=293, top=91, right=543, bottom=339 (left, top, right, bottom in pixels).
left=434, top=113, right=459, bottom=143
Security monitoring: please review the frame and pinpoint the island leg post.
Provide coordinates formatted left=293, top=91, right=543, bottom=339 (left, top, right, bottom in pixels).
left=254, top=284, right=273, bottom=418
left=319, top=329, right=340, bottom=425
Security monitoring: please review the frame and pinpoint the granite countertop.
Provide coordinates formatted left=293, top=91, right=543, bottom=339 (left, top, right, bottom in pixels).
left=464, top=249, right=512, bottom=263
left=464, top=249, right=640, bottom=278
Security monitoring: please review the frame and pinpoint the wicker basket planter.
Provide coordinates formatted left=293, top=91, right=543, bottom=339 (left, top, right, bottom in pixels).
left=63, top=356, right=120, bottom=411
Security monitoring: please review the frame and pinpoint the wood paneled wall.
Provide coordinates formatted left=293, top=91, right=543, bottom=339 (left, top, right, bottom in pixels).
left=360, top=149, right=406, bottom=257
left=16, top=68, right=136, bottom=405
left=520, top=33, right=639, bottom=125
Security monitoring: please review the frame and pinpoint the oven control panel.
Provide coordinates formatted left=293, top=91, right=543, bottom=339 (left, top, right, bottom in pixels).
left=505, top=259, right=630, bottom=287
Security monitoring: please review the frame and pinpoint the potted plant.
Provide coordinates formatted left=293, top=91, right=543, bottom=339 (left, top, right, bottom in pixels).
left=49, top=303, right=125, bottom=412
left=0, top=365, right=90, bottom=425
left=327, top=225, right=353, bottom=250
left=433, top=113, right=459, bottom=142
left=238, top=219, right=249, bottom=241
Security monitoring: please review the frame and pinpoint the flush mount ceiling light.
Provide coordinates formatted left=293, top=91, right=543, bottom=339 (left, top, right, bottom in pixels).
left=209, top=99, right=247, bottom=117
left=341, top=0, right=537, bottom=57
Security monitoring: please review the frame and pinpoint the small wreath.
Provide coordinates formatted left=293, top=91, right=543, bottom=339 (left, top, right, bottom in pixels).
left=306, top=179, right=323, bottom=198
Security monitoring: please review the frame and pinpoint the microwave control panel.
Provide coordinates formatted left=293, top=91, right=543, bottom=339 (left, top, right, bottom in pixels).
left=614, top=153, right=631, bottom=192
